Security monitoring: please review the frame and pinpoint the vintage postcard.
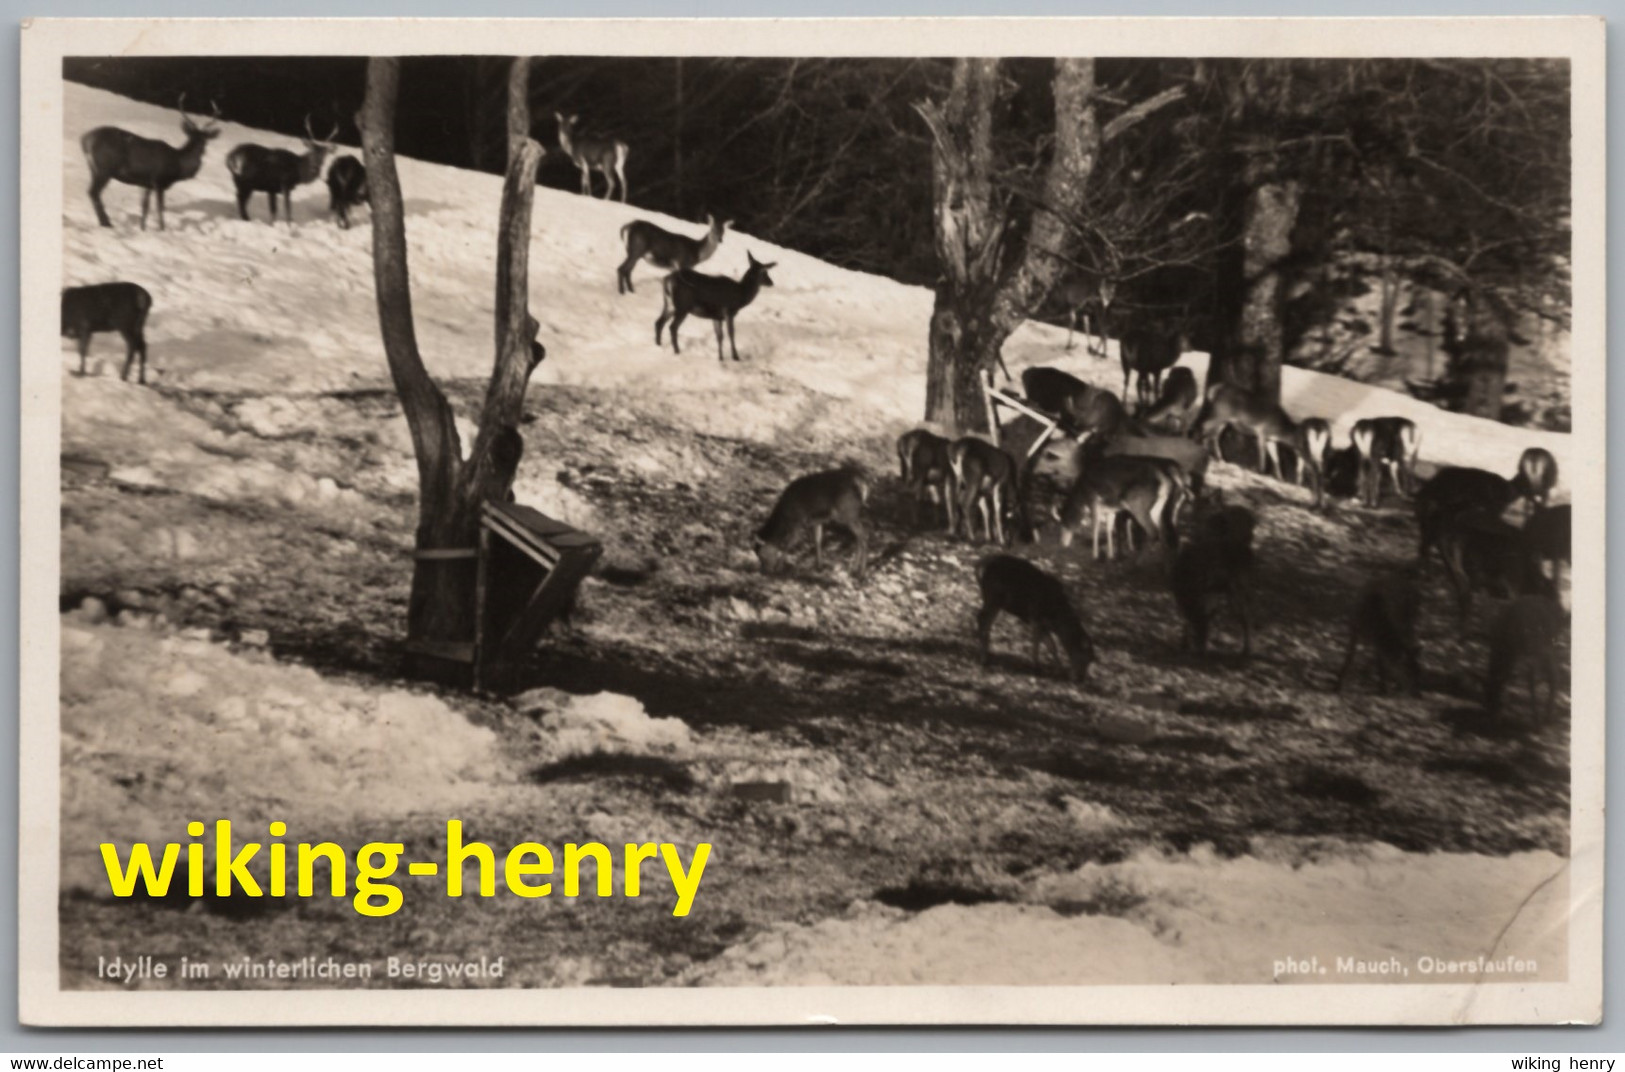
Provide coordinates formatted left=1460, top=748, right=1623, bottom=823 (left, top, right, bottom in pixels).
left=19, top=17, right=1603, bottom=1026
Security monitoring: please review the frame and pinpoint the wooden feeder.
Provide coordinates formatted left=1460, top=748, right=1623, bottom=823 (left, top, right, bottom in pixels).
left=406, top=501, right=602, bottom=693
left=980, top=368, right=1076, bottom=460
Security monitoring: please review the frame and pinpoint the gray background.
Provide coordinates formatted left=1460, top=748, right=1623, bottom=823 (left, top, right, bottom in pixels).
left=7, top=1, right=1618, bottom=1052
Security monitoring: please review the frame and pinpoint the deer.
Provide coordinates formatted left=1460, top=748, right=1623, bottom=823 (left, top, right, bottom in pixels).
left=1055, top=455, right=1178, bottom=560
left=1335, top=569, right=1424, bottom=696
left=1295, top=417, right=1332, bottom=509
left=1350, top=416, right=1421, bottom=507
left=62, top=283, right=153, bottom=385
left=1193, top=383, right=1299, bottom=479
left=1413, top=466, right=1518, bottom=566
left=618, top=214, right=730, bottom=294
left=1021, top=367, right=1092, bottom=422
left=754, top=468, right=868, bottom=581
left=325, top=155, right=368, bottom=230
left=975, top=554, right=1095, bottom=682
left=1436, top=509, right=1551, bottom=624
left=1523, top=503, right=1571, bottom=597
left=1055, top=274, right=1117, bottom=356
left=1137, top=367, right=1200, bottom=435
left=656, top=252, right=776, bottom=362
left=949, top=438, right=1019, bottom=546
left=227, top=116, right=339, bottom=225
left=555, top=112, right=629, bottom=202
left=81, top=94, right=221, bottom=231
left=1485, top=594, right=1566, bottom=721
left=1170, top=504, right=1257, bottom=657
left=897, top=428, right=956, bottom=532
left=1513, top=447, right=1559, bottom=509
left=1117, top=326, right=1183, bottom=409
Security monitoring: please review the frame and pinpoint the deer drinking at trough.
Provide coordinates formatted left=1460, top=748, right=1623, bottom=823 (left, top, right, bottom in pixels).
left=81, top=94, right=221, bottom=231
left=226, top=116, right=339, bottom=225
left=325, top=155, right=368, bottom=230
left=618, top=214, right=729, bottom=294
left=655, top=252, right=776, bottom=362
left=975, top=554, right=1094, bottom=682
left=61, top=283, right=153, bottom=385
left=555, top=112, right=629, bottom=202
left=755, top=468, right=869, bottom=581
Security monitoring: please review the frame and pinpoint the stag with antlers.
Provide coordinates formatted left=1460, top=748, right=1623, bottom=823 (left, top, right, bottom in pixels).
left=226, top=115, right=340, bottom=225
left=81, top=94, right=222, bottom=231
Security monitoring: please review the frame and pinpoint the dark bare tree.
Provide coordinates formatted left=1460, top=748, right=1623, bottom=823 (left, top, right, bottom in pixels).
left=916, top=59, right=1183, bottom=433
left=361, top=56, right=546, bottom=672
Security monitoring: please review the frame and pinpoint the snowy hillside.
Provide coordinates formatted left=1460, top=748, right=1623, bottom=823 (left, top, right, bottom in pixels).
left=62, top=84, right=1569, bottom=482
left=57, top=82, right=1573, bottom=995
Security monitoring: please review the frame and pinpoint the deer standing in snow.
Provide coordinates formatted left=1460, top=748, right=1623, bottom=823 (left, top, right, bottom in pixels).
left=617, top=214, right=729, bottom=294
left=226, top=116, right=339, bottom=225
left=81, top=94, right=221, bottom=231
left=656, top=252, right=776, bottom=362
left=62, top=283, right=153, bottom=385
left=556, top=112, right=629, bottom=202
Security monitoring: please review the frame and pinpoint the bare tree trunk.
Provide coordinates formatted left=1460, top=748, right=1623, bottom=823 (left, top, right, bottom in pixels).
left=362, top=56, right=545, bottom=668
left=918, top=58, right=1109, bottom=433
left=1455, top=287, right=1510, bottom=420
left=1377, top=259, right=1399, bottom=354
left=673, top=57, right=685, bottom=217
left=1215, top=168, right=1300, bottom=402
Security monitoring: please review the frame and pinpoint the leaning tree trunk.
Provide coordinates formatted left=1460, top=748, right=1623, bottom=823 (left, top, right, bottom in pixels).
left=362, top=56, right=545, bottom=670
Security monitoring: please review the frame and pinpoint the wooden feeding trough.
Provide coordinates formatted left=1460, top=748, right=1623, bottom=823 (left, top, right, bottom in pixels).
left=980, top=368, right=1076, bottom=462
left=406, top=501, right=602, bottom=693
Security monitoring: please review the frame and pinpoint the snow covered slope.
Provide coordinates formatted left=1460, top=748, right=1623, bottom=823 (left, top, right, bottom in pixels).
left=62, top=82, right=1568, bottom=483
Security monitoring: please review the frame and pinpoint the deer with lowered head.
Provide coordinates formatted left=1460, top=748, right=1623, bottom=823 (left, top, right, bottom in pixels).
left=556, top=112, right=629, bottom=202
left=81, top=94, right=222, bottom=231
left=227, top=115, right=340, bottom=225
left=617, top=213, right=730, bottom=294
left=656, top=251, right=776, bottom=362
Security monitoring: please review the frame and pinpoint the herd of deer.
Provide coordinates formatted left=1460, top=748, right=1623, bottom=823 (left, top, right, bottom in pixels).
left=752, top=345, right=1570, bottom=722
left=62, top=97, right=644, bottom=384
left=58, top=97, right=1569, bottom=720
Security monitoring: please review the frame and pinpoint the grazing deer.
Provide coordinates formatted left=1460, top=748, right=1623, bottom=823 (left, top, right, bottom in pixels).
left=1055, top=455, right=1177, bottom=560
left=1295, top=417, right=1332, bottom=508
left=618, top=214, right=730, bottom=294
left=555, top=112, right=629, bottom=202
left=949, top=438, right=1019, bottom=546
left=1349, top=416, right=1421, bottom=507
left=1513, top=447, right=1559, bottom=508
left=1194, top=383, right=1298, bottom=478
left=897, top=429, right=956, bottom=532
left=975, top=554, right=1095, bottom=682
left=226, top=116, right=339, bottom=225
left=81, top=94, right=221, bottom=231
left=1523, top=503, right=1571, bottom=596
left=1413, top=467, right=1517, bottom=565
left=1100, top=430, right=1209, bottom=496
left=1170, top=505, right=1257, bottom=656
left=1485, top=594, right=1566, bottom=721
left=755, top=468, right=868, bottom=581
left=1436, top=509, right=1550, bottom=624
left=1137, top=366, right=1200, bottom=435
left=1055, top=275, right=1117, bottom=356
left=1335, top=570, right=1423, bottom=696
left=61, top=283, right=153, bottom=384
left=1117, top=327, right=1183, bottom=409
left=656, top=252, right=776, bottom=362
left=325, top=155, right=368, bottom=229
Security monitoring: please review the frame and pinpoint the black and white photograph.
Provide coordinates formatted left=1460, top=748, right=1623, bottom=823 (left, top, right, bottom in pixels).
left=18, top=17, right=1604, bottom=1027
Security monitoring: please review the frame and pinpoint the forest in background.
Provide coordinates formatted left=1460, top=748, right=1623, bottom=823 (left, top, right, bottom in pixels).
left=64, top=54, right=1571, bottom=429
